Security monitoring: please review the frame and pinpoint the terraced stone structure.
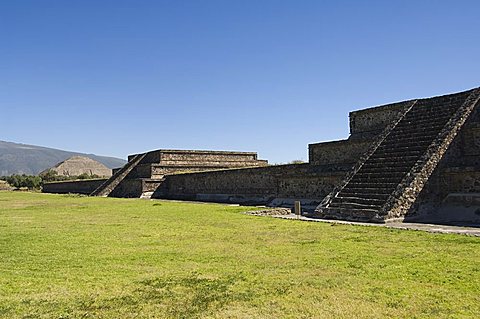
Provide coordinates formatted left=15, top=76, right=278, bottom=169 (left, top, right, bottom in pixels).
left=315, top=88, right=480, bottom=223
left=45, top=86, right=480, bottom=225
left=154, top=87, right=480, bottom=225
left=90, top=149, right=268, bottom=198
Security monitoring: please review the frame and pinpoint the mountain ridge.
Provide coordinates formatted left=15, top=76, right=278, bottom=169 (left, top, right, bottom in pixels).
left=0, top=140, right=126, bottom=176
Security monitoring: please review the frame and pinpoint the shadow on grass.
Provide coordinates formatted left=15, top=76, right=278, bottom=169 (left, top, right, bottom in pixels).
left=65, top=273, right=255, bottom=318
left=135, top=273, right=253, bottom=318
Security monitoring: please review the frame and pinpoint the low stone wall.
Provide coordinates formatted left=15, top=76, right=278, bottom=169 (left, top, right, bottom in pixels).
left=128, top=149, right=264, bottom=164
left=160, top=151, right=259, bottom=163
left=439, top=168, right=480, bottom=194
left=406, top=168, right=480, bottom=225
left=129, top=162, right=268, bottom=179
left=154, top=163, right=350, bottom=210
left=42, top=179, right=107, bottom=195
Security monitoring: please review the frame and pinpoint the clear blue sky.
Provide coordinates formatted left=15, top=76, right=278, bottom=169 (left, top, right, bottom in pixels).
left=1, top=0, right=479, bottom=163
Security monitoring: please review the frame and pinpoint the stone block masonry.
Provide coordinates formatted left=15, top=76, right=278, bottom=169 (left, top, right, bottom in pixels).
left=93, top=149, right=268, bottom=199
left=43, top=179, right=107, bottom=195
left=153, top=163, right=351, bottom=210
left=404, top=100, right=480, bottom=225
left=315, top=88, right=480, bottom=223
left=42, top=86, right=480, bottom=226
left=153, top=87, right=480, bottom=225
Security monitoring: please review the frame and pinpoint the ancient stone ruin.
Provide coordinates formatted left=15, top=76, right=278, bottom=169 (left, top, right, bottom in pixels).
left=77, top=149, right=265, bottom=198
left=43, top=87, right=480, bottom=225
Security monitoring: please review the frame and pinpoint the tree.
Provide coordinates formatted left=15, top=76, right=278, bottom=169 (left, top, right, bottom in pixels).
left=40, top=170, right=61, bottom=182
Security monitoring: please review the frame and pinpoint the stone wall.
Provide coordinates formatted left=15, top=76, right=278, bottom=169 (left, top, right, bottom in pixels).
left=349, top=100, right=411, bottom=138
left=115, top=100, right=414, bottom=204
left=128, top=162, right=270, bottom=179
left=43, top=179, right=107, bottom=194
left=308, top=100, right=411, bottom=166
left=405, top=167, right=480, bottom=225
left=109, top=178, right=143, bottom=198
left=154, top=163, right=351, bottom=210
left=128, top=149, right=266, bottom=165
left=308, top=139, right=372, bottom=165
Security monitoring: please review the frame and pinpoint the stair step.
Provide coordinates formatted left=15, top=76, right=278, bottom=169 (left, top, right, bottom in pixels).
left=407, top=116, right=450, bottom=123
left=351, top=174, right=405, bottom=182
left=383, top=135, right=437, bottom=144
left=352, top=172, right=406, bottom=181
left=372, top=148, right=424, bottom=155
left=362, top=160, right=416, bottom=168
left=334, top=196, right=386, bottom=205
left=414, top=98, right=465, bottom=108
left=336, top=192, right=391, bottom=200
left=373, top=147, right=424, bottom=156
left=397, top=115, right=451, bottom=126
left=328, top=201, right=382, bottom=210
left=377, top=140, right=431, bottom=150
left=377, top=140, right=432, bottom=149
left=411, top=100, right=464, bottom=110
left=387, top=130, right=440, bottom=140
left=367, top=155, right=419, bottom=164
left=359, top=167, right=411, bottom=174
left=406, top=108, right=456, bottom=117
left=340, top=186, right=395, bottom=194
left=395, top=122, right=449, bottom=132
left=370, top=153, right=421, bottom=161
left=395, top=119, right=447, bottom=128
left=316, top=207, right=381, bottom=220
left=376, top=142, right=430, bottom=152
left=347, top=182, right=398, bottom=188
left=392, top=124, right=446, bottom=135
left=406, top=105, right=457, bottom=115
left=360, top=165, right=413, bottom=172
left=349, top=180, right=403, bottom=188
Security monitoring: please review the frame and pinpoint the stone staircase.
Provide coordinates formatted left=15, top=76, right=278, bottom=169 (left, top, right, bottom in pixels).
left=315, top=89, right=480, bottom=222
left=90, top=153, right=147, bottom=197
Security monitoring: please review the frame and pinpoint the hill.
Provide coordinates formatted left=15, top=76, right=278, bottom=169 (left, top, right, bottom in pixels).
left=0, top=140, right=126, bottom=176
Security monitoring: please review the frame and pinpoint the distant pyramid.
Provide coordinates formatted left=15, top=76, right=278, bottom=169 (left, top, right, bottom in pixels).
left=41, top=156, right=112, bottom=177
left=0, top=180, right=12, bottom=190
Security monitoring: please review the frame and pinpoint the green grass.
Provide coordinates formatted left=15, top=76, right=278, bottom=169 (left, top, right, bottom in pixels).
left=0, top=192, right=479, bottom=318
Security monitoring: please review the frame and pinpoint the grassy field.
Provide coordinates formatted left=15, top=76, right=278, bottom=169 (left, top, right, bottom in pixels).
left=0, top=192, right=479, bottom=318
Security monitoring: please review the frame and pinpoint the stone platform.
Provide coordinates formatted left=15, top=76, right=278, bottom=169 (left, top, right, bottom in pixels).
left=272, top=214, right=480, bottom=236
left=43, top=86, right=480, bottom=227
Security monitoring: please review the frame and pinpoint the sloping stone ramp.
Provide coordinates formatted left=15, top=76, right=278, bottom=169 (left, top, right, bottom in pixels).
left=90, top=153, right=147, bottom=197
